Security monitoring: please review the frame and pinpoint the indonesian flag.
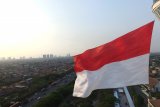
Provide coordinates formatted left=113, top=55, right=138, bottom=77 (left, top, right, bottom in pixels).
left=73, top=21, right=154, bottom=98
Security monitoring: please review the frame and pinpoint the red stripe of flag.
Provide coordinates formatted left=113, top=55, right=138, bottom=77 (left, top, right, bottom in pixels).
left=74, top=21, right=154, bottom=72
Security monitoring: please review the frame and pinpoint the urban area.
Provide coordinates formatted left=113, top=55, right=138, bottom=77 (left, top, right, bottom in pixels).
left=0, top=53, right=160, bottom=107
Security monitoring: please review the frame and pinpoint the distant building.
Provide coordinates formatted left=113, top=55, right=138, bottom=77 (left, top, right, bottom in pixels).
left=47, top=54, right=50, bottom=58
left=20, top=56, right=25, bottom=60
left=2, top=57, right=5, bottom=60
left=43, top=54, right=47, bottom=58
left=50, top=54, right=53, bottom=58
left=149, top=77, right=160, bottom=92
left=8, top=57, right=11, bottom=60
left=26, top=78, right=32, bottom=84
left=43, top=54, right=53, bottom=59
left=66, top=53, right=70, bottom=57
left=15, top=85, right=27, bottom=88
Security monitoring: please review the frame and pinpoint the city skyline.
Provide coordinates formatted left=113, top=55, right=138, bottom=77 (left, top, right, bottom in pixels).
left=0, top=0, right=159, bottom=58
left=0, top=53, right=71, bottom=60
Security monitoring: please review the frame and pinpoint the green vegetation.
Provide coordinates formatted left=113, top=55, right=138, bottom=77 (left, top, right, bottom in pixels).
left=33, top=82, right=74, bottom=107
left=0, top=72, right=68, bottom=107
left=0, top=97, right=10, bottom=107
left=151, top=92, right=160, bottom=99
left=34, top=82, right=116, bottom=107
left=96, top=90, right=116, bottom=107
left=128, top=86, right=145, bottom=107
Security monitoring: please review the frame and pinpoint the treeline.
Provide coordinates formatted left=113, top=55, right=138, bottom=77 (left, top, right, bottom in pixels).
left=33, top=82, right=116, bottom=107
left=128, top=86, right=145, bottom=107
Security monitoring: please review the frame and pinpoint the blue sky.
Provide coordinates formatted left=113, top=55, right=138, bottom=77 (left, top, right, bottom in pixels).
left=0, top=0, right=159, bottom=58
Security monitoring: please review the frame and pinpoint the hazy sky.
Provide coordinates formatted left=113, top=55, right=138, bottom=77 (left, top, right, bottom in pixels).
left=0, top=0, right=159, bottom=58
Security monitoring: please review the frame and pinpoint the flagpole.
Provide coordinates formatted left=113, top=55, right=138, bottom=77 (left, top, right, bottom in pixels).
left=147, top=86, right=151, bottom=107
left=123, top=87, right=135, bottom=107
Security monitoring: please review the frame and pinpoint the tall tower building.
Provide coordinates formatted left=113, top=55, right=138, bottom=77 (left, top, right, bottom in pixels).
left=43, top=54, right=47, bottom=58
left=50, top=54, right=53, bottom=58
left=152, top=0, right=160, bottom=19
left=47, top=54, right=50, bottom=58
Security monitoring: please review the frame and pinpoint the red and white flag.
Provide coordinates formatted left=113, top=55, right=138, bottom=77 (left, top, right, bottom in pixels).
left=73, top=21, right=154, bottom=98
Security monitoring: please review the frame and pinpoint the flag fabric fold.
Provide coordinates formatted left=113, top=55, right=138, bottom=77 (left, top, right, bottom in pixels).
left=73, top=21, right=154, bottom=98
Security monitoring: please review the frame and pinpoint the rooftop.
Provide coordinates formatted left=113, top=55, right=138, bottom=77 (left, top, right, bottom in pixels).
left=150, top=99, right=160, bottom=107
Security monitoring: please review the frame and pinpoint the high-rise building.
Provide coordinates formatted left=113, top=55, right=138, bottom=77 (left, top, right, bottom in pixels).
left=47, top=54, right=50, bottom=58
left=2, top=57, right=5, bottom=60
left=43, top=54, right=47, bottom=58
left=50, top=54, right=53, bottom=58
left=8, top=57, right=11, bottom=60
left=152, top=0, right=160, bottom=19
left=20, top=56, right=25, bottom=60
left=66, top=53, right=70, bottom=57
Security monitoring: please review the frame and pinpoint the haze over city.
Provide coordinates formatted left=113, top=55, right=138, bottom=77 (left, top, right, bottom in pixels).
left=1, top=1, right=160, bottom=107
left=0, top=0, right=159, bottom=58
